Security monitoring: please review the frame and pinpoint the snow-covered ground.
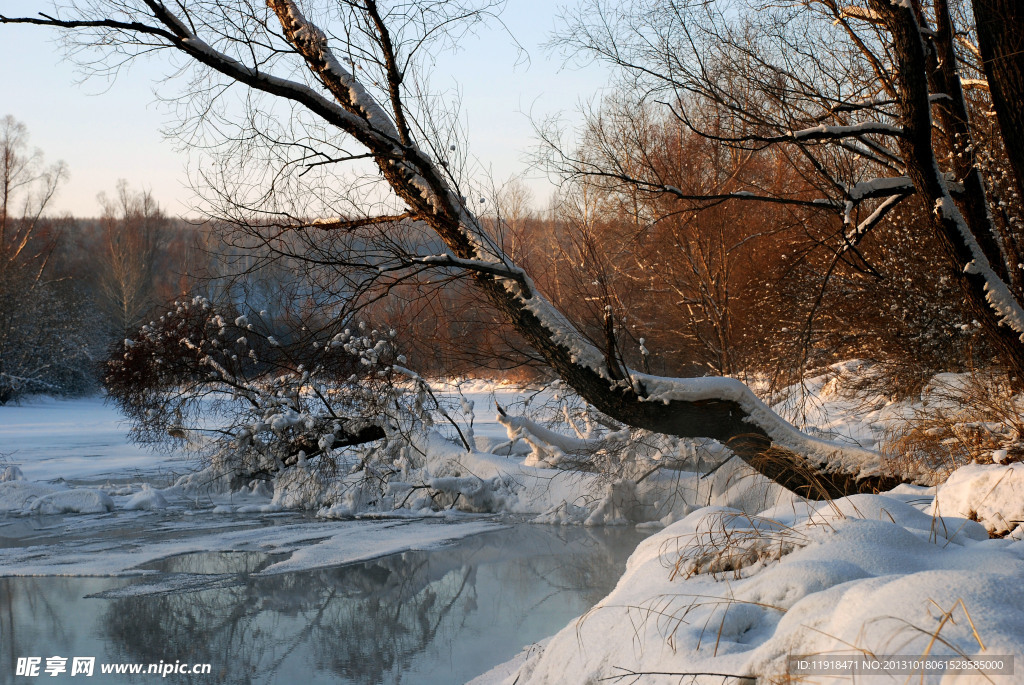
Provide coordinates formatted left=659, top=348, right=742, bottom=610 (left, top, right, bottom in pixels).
left=485, top=488, right=1024, bottom=684
left=3, top=369, right=1024, bottom=684
left=473, top=371, right=1024, bottom=684
left=0, top=396, right=191, bottom=484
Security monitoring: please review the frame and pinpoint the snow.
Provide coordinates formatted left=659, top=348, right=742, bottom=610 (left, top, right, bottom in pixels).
left=0, top=395, right=508, bottom=579
left=0, top=387, right=773, bottom=582
left=791, top=121, right=904, bottom=139
left=170, top=25, right=371, bottom=143
left=847, top=175, right=914, bottom=201
left=933, top=463, right=1024, bottom=536
left=257, top=518, right=500, bottom=575
left=27, top=488, right=115, bottom=515
left=0, top=513, right=502, bottom=577
left=517, top=290, right=608, bottom=370
left=1, top=465, right=24, bottom=482
left=461, top=371, right=1024, bottom=684
left=466, top=641, right=550, bottom=685
left=274, top=0, right=400, bottom=139
left=0, top=479, right=115, bottom=515
left=933, top=188, right=1024, bottom=340
left=634, top=371, right=889, bottom=478
left=496, top=410, right=613, bottom=467
left=123, top=484, right=169, bottom=510
left=0, top=481, right=67, bottom=512
left=0, top=395, right=188, bottom=482
left=492, top=493, right=1024, bottom=684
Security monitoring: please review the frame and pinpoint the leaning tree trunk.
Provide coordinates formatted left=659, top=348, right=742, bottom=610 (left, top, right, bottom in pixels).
left=928, top=0, right=1014, bottom=284
left=265, top=0, right=907, bottom=500
left=973, top=0, right=1024, bottom=208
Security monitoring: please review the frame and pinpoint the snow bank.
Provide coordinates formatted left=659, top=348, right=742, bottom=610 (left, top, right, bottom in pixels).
left=282, top=430, right=791, bottom=526
left=123, top=484, right=169, bottom=510
left=0, top=481, right=114, bottom=515
left=0, top=481, right=65, bottom=511
left=933, top=463, right=1024, bottom=536
left=1, top=465, right=24, bottom=482
left=506, top=492, right=1024, bottom=684
left=28, top=488, right=114, bottom=515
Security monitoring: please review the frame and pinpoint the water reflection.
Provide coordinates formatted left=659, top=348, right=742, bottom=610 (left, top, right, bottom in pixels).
left=1, top=525, right=648, bottom=684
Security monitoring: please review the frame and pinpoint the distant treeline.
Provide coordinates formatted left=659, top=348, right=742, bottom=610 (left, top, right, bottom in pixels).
left=1, top=179, right=998, bottom=404
left=2, top=113, right=1012, bottom=404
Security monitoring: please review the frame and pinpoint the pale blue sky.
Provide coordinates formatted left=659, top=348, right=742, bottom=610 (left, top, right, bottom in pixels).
left=0, top=1, right=610, bottom=217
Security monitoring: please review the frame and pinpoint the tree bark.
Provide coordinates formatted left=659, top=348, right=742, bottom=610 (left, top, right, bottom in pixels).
left=973, top=0, right=1024, bottom=207
left=928, top=0, right=1013, bottom=283
left=870, top=0, right=1024, bottom=385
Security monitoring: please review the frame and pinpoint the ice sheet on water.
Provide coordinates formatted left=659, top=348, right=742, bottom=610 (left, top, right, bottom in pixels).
left=0, top=396, right=187, bottom=483
left=0, top=509, right=501, bottom=578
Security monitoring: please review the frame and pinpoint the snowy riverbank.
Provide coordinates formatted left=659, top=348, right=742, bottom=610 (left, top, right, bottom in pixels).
left=478, top=483, right=1024, bottom=684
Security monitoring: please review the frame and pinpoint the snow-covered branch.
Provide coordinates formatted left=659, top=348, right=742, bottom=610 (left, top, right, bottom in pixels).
left=658, top=185, right=841, bottom=209
left=789, top=121, right=904, bottom=140
left=306, top=214, right=415, bottom=230
left=410, top=254, right=532, bottom=293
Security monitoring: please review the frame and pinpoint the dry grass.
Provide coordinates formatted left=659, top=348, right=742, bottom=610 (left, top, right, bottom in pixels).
left=760, top=597, right=995, bottom=685
left=578, top=504, right=1004, bottom=685
left=880, top=370, right=1024, bottom=483
left=660, top=511, right=811, bottom=581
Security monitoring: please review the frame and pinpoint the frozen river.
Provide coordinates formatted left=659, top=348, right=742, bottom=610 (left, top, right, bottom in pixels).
left=0, top=520, right=647, bottom=684
left=0, top=395, right=650, bottom=684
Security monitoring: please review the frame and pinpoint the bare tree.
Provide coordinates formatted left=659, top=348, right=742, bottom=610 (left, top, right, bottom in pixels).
left=972, top=0, right=1024, bottom=204
left=0, top=115, right=94, bottom=403
left=0, top=116, right=64, bottom=266
left=546, top=101, right=821, bottom=378
left=5, top=0, right=1004, bottom=496
left=97, top=181, right=170, bottom=335
left=551, top=0, right=1024, bottom=378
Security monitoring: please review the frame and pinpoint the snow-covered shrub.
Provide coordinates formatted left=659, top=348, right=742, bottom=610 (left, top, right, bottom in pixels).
left=104, top=296, right=435, bottom=496
left=491, top=382, right=790, bottom=524
left=661, top=510, right=809, bottom=580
